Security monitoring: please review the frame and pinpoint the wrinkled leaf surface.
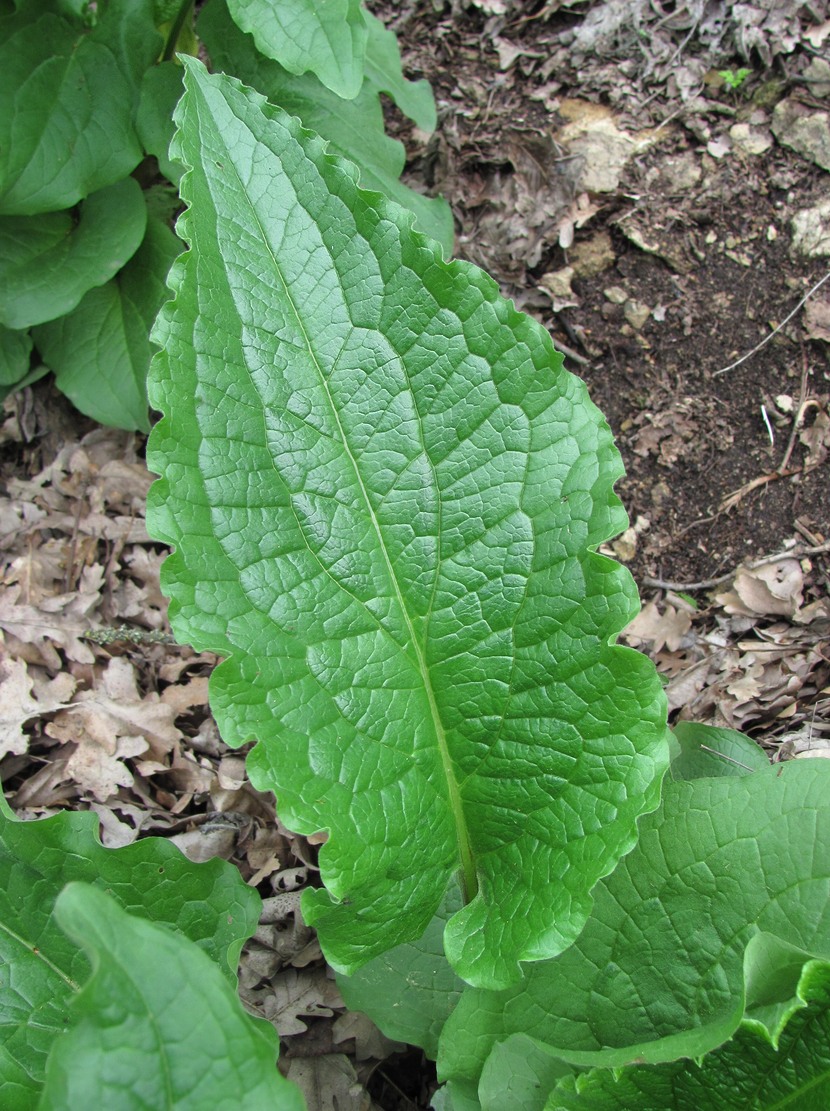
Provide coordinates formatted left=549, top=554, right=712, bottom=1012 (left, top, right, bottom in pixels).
left=226, top=0, right=367, bottom=99
left=441, top=761, right=830, bottom=1080
left=547, top=959, right=830, bottom=1109
left=148, top=59, right=667, bottom=989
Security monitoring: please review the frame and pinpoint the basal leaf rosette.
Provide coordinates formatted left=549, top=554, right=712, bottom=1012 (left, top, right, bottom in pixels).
left=147, top=59, right=668, bottom=989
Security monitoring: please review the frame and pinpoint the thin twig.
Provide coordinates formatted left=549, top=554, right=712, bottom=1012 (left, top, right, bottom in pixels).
left=719, top=463, right=820, bottom=513
left=642, top=571, right=734, bottom=591
left=777, top=346, right=811, bottom=473
left=713, top=271, right=830, bottom=376
left=641, top=541, right=830, bottom=593
left=699, top=744, right=757, bottom=772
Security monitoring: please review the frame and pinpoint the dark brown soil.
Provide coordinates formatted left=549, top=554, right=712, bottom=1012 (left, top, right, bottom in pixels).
left=376, top=0, right=830, bottom=589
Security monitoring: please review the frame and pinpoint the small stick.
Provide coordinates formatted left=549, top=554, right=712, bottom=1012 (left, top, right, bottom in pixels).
left=699, top=744, right=757, bottom=772
left=712, top=271, right=830, bottom=377
left=641, top=540, right=830, bottom=592
left=724, top=464, right=808, bottom=511
left=777, top=347, right=811, bottom=473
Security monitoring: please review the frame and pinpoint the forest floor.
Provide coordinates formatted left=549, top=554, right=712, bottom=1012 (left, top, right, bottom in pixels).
left=1, top=2, right=829, bottom=1108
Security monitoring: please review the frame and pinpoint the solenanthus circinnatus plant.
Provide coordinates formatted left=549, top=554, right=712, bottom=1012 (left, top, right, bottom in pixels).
left=4, top=14, right=830, bottom=1111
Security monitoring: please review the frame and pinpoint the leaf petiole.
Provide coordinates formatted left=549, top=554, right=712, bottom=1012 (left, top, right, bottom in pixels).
left=161, top=0, right=195, bottom=63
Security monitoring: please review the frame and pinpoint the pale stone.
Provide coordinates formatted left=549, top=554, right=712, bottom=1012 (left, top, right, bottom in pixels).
left=772, top=98, right=830, bottom=171
left=624, top=300, right=652, bottom=330
left=791, top=200, right=830, bottom=257
left=729, top=122, right=773, bottom=156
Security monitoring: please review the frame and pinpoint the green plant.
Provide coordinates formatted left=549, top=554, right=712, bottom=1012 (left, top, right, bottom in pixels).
left=142, top=61, right=828, bottom=1107
left=718, top=66, right=752, bottom=92
left=4, top=39, right=830, bottom=1111
left=0, top=0, right=452, bottom=431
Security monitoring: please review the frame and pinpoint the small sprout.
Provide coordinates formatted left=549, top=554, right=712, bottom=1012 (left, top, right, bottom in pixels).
left=718, top=67, right=752, bottom=91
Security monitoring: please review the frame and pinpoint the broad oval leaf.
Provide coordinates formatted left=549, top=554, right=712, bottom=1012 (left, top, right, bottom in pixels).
left=147, top=59, right=668, bottom=990
left=0, top=178, right=147, bottom=331
left=225, top=0, right=367, bottom=99
left=39, top=884, right=304, bottom=1111
left=440, top=761, right=830, bottom=1083
left=0, top=0, right=159, bottom=215
left=34, top=199, right=183, bottom=432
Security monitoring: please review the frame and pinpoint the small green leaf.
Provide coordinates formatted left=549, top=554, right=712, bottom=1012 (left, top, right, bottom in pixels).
left=0, top=325, right=33, bottom=392
left=0, top=806, right=260, bottom=1103
left=439, top=761, right=830, bottom=1084
left=198, top=0, right=453, bottom=254
left=0, top=178, right=147, bottom=331
left=34, top=204, right=182, bottom=431
left=0, top=0, right=160, bottom=215
left=546, top=960, right=830, bottom=1110
left=337, top=880, right=466, bottom=1057
left=225, top=0, right=367, bottom=99
left=669, top=722, right=769, bottom=781
left=38, top=883, right=304, bottom=1111
left=363, top=10, right=437, bottom=132
left=137, top=62, right=186, bottom=184
left=148, top=59, right=667, bottom=990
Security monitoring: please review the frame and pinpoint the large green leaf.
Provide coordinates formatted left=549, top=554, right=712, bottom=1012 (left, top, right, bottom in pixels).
left=34, top=198, right=183, bottom=431
left=225, top=0, right=367, bottom=99
left=0, top=805, right=260, bottom=1107
left=147, top=59, right=667, bottom=990
left=37, top=883, right=303, bottom=1111
left=669, top=721, right=769, bottom=781
left=439, top=761, right=830, bottom=1083
left=546, top=959, right=830, bottom=1109
left=0, top=0, right=159, bottom=215
left=363, top=10, right=437, bottom=132
left=198, top=0, right=453, bottom=255
left=0, top=178, right=147, bottom=330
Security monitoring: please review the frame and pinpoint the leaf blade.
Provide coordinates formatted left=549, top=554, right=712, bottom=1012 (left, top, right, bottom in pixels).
left=0, top=178, right=147, bottom=331
left=440, top=761, right=830, bottom=1083
left=197, top=0, right=453, bottom=254
left=225, top=0, right=367, bottom=99
left=0, top=805, right=261, bottom=1103
left=34, top=201, right=182, bottom=431
left=148, top=59, right=668, bottom=989
left=0, top=0, right=159, bottom=215
left=40, top=883, right=304, bottom=1111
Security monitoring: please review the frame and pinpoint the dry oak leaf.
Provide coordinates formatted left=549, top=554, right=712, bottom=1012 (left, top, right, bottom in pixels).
left=0, top=569, right=104, bottom=666
left=716, top=559, right=804, bottom=618
left=45, top=656, right=182, bottom=801
left=0, top=656, right=76, bottom=758
left=261, top=968, right=343, bottom=1036
left=623, top=599, right=693, bottom=653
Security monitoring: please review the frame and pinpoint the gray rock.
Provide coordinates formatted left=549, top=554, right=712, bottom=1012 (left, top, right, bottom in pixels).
left=791, top=200, right=830, bottom=257
left=772, top=98, right=830, bottom=172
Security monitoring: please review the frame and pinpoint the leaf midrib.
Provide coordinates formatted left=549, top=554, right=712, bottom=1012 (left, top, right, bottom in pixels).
left=201, top=88, right=478, bottom=903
